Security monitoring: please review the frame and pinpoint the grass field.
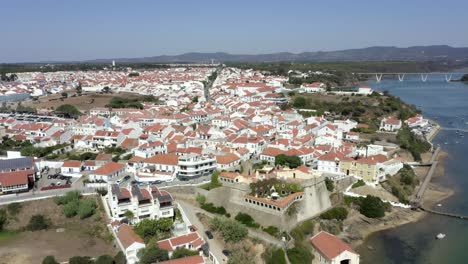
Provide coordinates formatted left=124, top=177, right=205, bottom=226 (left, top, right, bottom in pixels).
left=24, top=92, right=143, bottom=112
left=0, top=196, right=117, bottom=264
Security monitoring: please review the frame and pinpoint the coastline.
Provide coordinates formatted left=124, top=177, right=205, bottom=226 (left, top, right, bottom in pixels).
left=343, top=120, right=455, bottom=249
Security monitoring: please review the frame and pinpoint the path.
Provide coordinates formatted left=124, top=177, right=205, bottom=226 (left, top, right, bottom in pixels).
left=412, top=146, right=441, bottom=207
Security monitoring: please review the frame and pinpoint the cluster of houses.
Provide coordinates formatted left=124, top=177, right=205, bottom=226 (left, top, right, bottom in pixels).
left=0, top=66, right=438, bottom=264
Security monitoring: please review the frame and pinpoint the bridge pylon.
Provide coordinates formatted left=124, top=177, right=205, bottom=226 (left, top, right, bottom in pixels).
left=421, top=74, right=428, bottom=82
left=376, top=74, right=383, bottom=82
left=445, top=73, right=453, bottom=82
left=398, top=74, right=405, bottom=82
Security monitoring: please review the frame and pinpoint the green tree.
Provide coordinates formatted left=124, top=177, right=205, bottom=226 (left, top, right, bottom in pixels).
left=55, top=190, right=81, bottom=205
left=210, top=216, right=248, bottom=242
left=266, top=248, right=287, bottom=264
left=287, top=247, right=313, bottom=264
left=171, top=248, right=199, bottom=259
left=42, top=256, right=59, bottom=264
left=124, top=210, right=134, bottom=220
left=61, top=92, right=68, bottom=98
left=134, top=218, right=173, bottom=242
left=95, top=255, right=114, bottom=264
left=139, top=246, right=169, bottom=264
left=0, top=209, right=7, bottom=231
left=114, top=251, right=127, bottom=264
left=55, top=104, right=82, bottom=118
left=27, top=214, right=50, bottom=231
left=359, top=195, right=386, bottom=218
left=234, top=213, right=259, bottom=228
left=292, top=96, right=307, bottom=108
left=320, top=207, right=349, bottom=221
left=192, top=96, right=199, bottom=103
left=275, top=154, right=302, bottom=169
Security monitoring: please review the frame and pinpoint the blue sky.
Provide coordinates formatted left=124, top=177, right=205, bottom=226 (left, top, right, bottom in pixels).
left=1, top=0, right=467, bottom=63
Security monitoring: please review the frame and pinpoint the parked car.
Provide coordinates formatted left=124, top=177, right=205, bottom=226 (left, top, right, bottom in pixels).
left=205, top=230, right=214, bottom=239
left=47, top=175, right=52, bottom=179
left=56, top=182, right=61, bottom=186
left=123, top=175, right=131, bottom=181
left=130, top=180, right=137, bottom=184
left=222, top=250, right=231, bottom=256
left=50, top=183, right=56, bottom=186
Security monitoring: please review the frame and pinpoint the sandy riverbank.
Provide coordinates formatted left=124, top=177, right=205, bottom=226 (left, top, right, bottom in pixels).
left=342, top=148, right=453, bottom=249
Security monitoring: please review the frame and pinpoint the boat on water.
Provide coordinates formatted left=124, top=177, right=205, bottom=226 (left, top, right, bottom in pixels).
left=436, top=233, right=446, bottom=239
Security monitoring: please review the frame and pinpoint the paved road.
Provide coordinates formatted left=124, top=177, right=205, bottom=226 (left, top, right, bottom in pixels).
left=177, top=200, right=225, bottom=263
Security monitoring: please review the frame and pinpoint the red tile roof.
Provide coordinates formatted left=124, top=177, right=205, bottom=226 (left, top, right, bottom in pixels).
left=159, top=255, right=204, bottom=264
left=91, top=162, right=125, bottom=175
left=310, top=231, right=357, bottom=260
left=62, top=160, right=82, bottom=168
left=116, top=224, right=144, bottom=249
left=0, top=170, right=32, bottom=186
left=144, top=153, right=178, bottom=165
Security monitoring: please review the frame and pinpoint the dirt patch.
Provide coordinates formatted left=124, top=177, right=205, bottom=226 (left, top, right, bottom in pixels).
left=24, top=92, right=142, bottom=112
left=352, top=185, right=398, bottom=203
left=0, top=196, right=117, bottom=263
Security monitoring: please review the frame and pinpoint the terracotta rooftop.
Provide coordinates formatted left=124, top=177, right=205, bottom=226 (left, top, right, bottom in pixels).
left=310, top=231, right=357, bottom=260
left=116, top=224, right=144, bottom=249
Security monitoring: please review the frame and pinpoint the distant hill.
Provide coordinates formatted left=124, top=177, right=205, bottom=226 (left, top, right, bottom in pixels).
left=86, top=45, right=468, bottom=64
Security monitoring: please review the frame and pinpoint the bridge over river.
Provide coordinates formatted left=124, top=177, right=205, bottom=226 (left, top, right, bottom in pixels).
left=355, top=72, right=468, bottom=82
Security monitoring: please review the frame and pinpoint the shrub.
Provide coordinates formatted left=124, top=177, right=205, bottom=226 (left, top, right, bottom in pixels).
left=55, top=191, right=81, bottom=205
left=287, top=246, right=313, bottom=264
left=96, top=188, right=108, bottom=196
left=263, top=226, right=280, bottom=237
left=63, top=200, right=80, bottom=217
left=134, top=218, right=174, bottom=242
left=201, top=203, right=227, bottom=215
left=27, top=214, right=50, bottom=231
left=42, top=256, right=59, bottom=264
left=171, top=248, right=199, bottom=259
left=95, top=255, right=114, bottom=264
left=114, top=251, right=127, bottom=264
left=69, top=256, right=93, bottom=264
left=234, top=213, right=260, bottom=228
left=320, top=207, right=349, bottom=221
left=266, top=248, right=287, bottom=264
left=78, top=199, right=97, bottom=219
left=325, top=178, right=334, bottom=192
left=0, top=209, right=7, bottom=231
left=195, top=193, right=206, bottom=205
left=352, top=179, right=366, bottom=189
left=6, top=203, right=22, bottom=216
left=359, top=195, right=387, bottom=218
left=210, top=216, right=248, bottom=242
left=139, top=246, right=169, bottom=264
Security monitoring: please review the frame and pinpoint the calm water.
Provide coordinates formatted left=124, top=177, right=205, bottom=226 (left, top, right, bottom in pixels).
left=358, top=74, right=468, bottom=264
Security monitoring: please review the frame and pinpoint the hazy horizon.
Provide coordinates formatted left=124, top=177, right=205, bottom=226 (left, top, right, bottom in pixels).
left=2, top=0, right=468, bottom=63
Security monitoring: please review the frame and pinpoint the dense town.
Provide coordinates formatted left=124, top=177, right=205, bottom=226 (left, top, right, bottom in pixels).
left=0, top=65, right=438, bottom=264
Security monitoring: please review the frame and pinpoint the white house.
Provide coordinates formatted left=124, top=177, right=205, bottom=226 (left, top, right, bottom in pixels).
left=60, top=160, right=82, bottom=177
left=380, top=116, right=402, bottom=132
left=107, top=184, right=174, bottom=223
left=215, top=153, right=241, bottom=171
left=157, top=232, right=205, bottom=258
left=113, top=223, right=146, bottom=264
left=310, top=231, right=360, bottom=264
left=405, top=114, right=429, bottom=128
left=89, top=162, right=126, bottom=182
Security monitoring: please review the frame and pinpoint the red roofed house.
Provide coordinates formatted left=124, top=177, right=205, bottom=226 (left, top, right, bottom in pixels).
left=215, top=153, right=241, bottom=171
left=0, top=157, right=35, bottom=194
left=380, top=116, right=402, bottom=132
left=89, top=162, right=125, bottom=182
left=60, top=160, right=82, bottom=177
left=113, top=223, right=146, bottom=264
left=310, top=231, right=359, bottom=264
left=159, top=255, right=205, bottom=264
left=157, top=232, right=205, bottom=258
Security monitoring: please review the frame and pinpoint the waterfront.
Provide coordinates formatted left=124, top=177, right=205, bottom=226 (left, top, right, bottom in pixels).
left=358, top=74, right=468, bottom=264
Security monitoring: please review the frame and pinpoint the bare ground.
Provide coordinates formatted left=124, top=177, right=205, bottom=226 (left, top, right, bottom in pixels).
left=24, top=92, right=142, bottom=112
left=0, top=196, right=117, bottom=264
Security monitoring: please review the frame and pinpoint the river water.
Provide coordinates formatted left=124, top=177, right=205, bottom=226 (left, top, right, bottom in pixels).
left=357, top=74, right=468, bottom=264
